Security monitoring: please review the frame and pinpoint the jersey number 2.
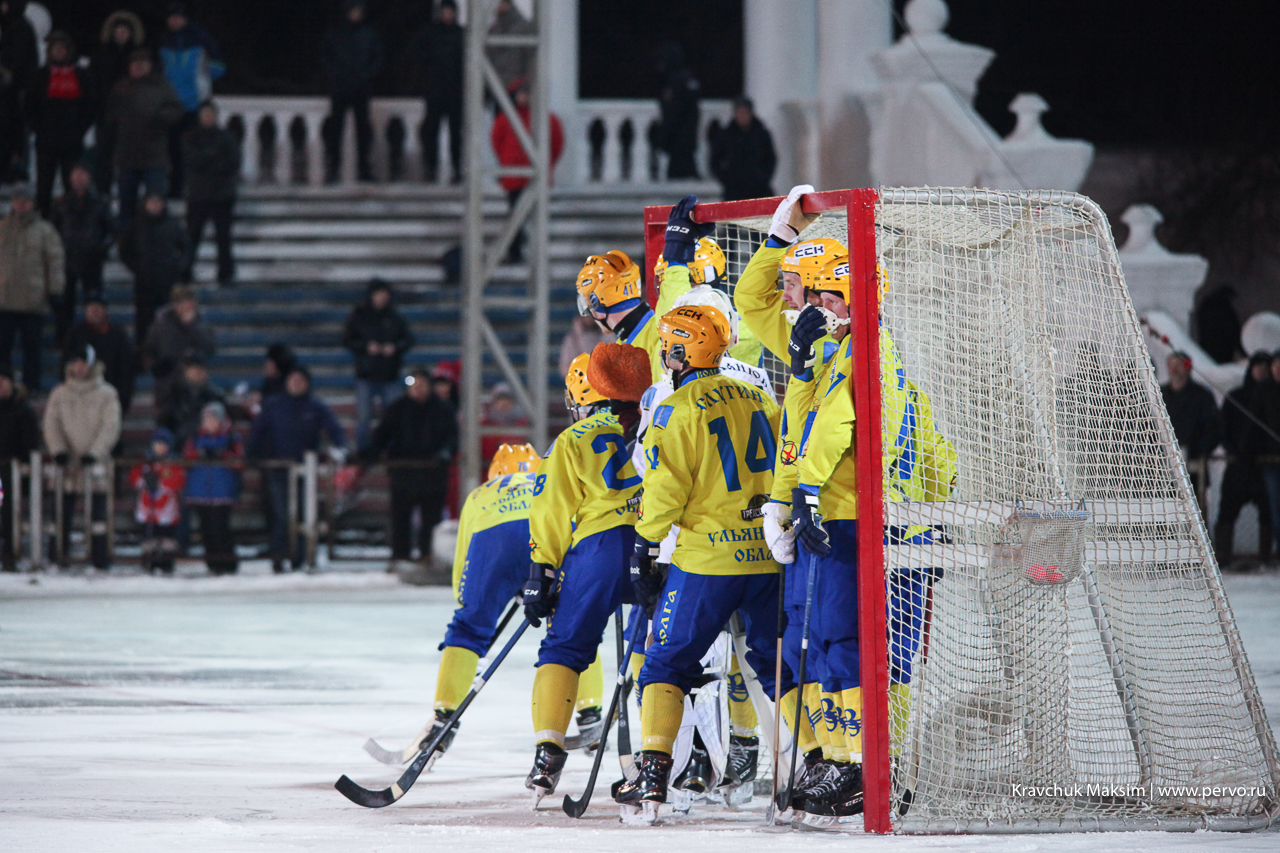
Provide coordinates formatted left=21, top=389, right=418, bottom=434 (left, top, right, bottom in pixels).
left=592, top=434, right=643, bottom=490
left=708, top=412, right=775, bottom=492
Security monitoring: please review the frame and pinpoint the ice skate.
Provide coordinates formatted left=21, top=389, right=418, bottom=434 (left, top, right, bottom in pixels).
left=573, top=706, right=603, bottom=753
left=672, top=740, right=712, bottom=794
left=410, top=709, right=458, bottom=772
left=524, top=743, right=567, bottom=808
left=614, top=751, right=673, bottom=824
left=799, top=762, right=862, bottom=828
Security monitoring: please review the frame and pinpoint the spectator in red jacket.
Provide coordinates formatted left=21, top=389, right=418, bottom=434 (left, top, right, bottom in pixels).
left=489, top=77, right=563, bottom=263
left=129, top=426, right=186, bottom=574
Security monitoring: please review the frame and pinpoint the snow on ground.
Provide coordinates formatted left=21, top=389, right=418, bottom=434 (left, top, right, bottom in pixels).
left=1, top=563, right=1278, bottom=852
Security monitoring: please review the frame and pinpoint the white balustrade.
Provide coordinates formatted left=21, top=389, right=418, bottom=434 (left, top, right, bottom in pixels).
left=572, top=99, right=732, bottom=185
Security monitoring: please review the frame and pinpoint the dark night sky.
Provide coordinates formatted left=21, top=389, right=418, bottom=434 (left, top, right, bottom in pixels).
left=43, top=0, right=1280, bottom=147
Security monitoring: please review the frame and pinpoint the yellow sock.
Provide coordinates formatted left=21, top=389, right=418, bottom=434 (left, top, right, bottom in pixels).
left=780, top=687, right=819, bottom=755
left=840, top=687, right=864, bottom=761
left=531, top=664, right=578, bottom=747
left=639, top=682, right=684, bottom=754
left=576, top=651, right=603, bottom=712
left=889, top=681, right=911, bottom=754
left=805, top=683, right=833, bottom=759
left=727, top=654, right=758, bottom=734
left=629, top=651, right=646, bottom=683
left=434, top=646, right=479, bottom=712
left=824, top=690, right=851, bottom=762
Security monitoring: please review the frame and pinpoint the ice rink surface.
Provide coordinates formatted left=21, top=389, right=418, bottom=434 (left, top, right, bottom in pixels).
left=2, top=565, right=1278, bottom=853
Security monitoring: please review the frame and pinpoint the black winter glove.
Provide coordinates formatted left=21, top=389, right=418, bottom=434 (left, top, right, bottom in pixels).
left=522, top=562, right=558, bottom=627
left=53, top=452, right=70, bottom=466
left=790, top=487, right=830, bottom=557
left=663, top=195, right=714, bottom=265
left=788, top=306, right=826, bottom=377
left=630, top=538, right=666, bottom=617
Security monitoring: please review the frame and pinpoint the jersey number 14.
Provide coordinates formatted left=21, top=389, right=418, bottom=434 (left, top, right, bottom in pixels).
left=708, top=412, right=775, bottom=492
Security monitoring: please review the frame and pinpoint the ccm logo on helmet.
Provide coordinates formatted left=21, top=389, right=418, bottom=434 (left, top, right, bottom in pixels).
left=793, top=243, right=827, bottom=259
left=833, top=263, right=849, bottom=278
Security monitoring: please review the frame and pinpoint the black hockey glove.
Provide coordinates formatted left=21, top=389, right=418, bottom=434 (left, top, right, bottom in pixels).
left=791, top=488, right=830, bottom=557
left=788, top=306, right=826, bottom=377
left=523, top=561, right=558, bottom=627
left=630, top=538, right=666, bottom=617
left=664, top=194, right=714, bottom=265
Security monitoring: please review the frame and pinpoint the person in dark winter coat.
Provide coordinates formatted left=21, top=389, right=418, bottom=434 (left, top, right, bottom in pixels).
left=711, top=97, right=776, bottom=201
left=320, top=1, right=384, bottom=183
left=342, top=278, right=413, bottom=452
left=25, top=31, right=96, bottom=214
left=653, top=41, right=700, bottom=180
left=0, top=184, right=64, bottom=393
left=160, top=3, right=226, bottom=198
left=63, top=295, right=135, bottom=415
left=1215, top=353, right=1274, bottom=565
left=0, top=0, right=38, bottom=182
left=1195, top=285, right=1242, bottom=366
left=1160, top=351, right=1222, bottom=510
left=365, top=366, right=457, bottom=564
left=184, top=401, right=242, bottom=575
left=0, top=366, right=40, bottom=568
left=157, top=355, right=226, bottom=446
left=410, top=0, right=463, bottom=184
left=89, top=11, right=145, bottom=193
left=104, top=52, right=184, bottom=221
left=247, top=366, right=346, bottom=570
left=49, top=163, right=113, bottom=346
left=182, top=100, right=238, bottom=285
left=120, top=195, right=191, bottom=347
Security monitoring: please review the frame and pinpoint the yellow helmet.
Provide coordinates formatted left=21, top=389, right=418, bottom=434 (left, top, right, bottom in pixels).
left=487, top=443, right=542, bottom=479
left=812, top=254, right=851, bottom=302
left=576, top=250, right=642, bottom=316
left=654, top=237, right=726, bottom=293
left=780, top=238, right=845, bottom=291
left=564, top=351, right=606, bottom=414
left=658, top=304, right=731, bottom=371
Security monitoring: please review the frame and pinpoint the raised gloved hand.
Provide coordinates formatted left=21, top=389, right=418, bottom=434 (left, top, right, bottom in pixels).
left=791, top=487, right=830, bottom=557
left=788, top=306, right=826, bottom=377
left=664, top=195, right=714, bottom=265
left=762, top=501, right=796, bottom=564
left=630, top=537, right=666, bottom=616
left=769, top=184, right=817, bottom=245
left=328, top=447, right=347, bottom=466
left=522, top=561, right=558, bottom=627
left=53, top=452, right=70, bottom=467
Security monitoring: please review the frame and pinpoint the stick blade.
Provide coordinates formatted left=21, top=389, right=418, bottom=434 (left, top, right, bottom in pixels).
left=334, top=774, right=399, bottom=808
left=562, top=793, right=590, bottom=819
left=363, top=738, right=408, bottom=766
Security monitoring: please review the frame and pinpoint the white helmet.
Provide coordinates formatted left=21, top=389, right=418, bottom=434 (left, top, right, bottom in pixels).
left=674, top=286, right=739, bottom=346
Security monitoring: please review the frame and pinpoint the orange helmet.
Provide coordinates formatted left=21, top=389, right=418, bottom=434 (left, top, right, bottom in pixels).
left=812, top=254, right=850, bottom=302
left=780, top=238, right=845, bottom=291
left=658, top=304, right=732, bottom=371
left=576, top=250, right=642, bottom=315
left=487, top=443, right=541, bottom=479
left=564, top=352, right=606, bottom=416
left=654, top=237, right=726, bottom=291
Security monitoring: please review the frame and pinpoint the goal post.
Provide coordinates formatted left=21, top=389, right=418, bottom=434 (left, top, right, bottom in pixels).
left=642, top=188, right=1280, bottom=834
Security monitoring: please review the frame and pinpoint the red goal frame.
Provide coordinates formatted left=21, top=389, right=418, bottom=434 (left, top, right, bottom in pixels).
left=644, top=190, right=891, bottom=833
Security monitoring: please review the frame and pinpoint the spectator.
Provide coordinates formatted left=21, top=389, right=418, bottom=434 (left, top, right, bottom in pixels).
left=159, top=2, right=225, bottom=199
left=182, top=100, right=238, bottom=286
left=342, top=278, right=413, bottom=452
left=25, top=31, right=94, bottom=214
left=432, top=360, right=459, bottom=410
left=0, top=365, right=40, bottom=569
left=128, top=426, right=185, bottom=573
left=1261, top=351, right=1280, bottom=559
left=1215, top=352, right=1274, bottom=566
left=42, top=342, right=121, bottom=569
left=261, top=342, right=295, bottom=401
left=122, top=196, right=192, bottom=348
left=490, top=77, right=564, bottom=263
left=558, top=314, right=611, bottom=377
left=49, top=162, right=113, bottom=347
left=89, top=11, right=145, bottom=193
left=711, top=96, right=776, bottom=201
left=487, top=0, right=533, bottom=90
left=653, top=41, right=700, bottom=179
left=365, top=366, right=457, bottom=568
left=1195, top=285, right=1242, bottom=366
left=480, top=381, right=527, bottom=464
left=410, top=0, right=463, bottom=184
left=0, top=183, right=63, bottom=393
left=1160, top=351, right=1222, bottom=510
left=246, top=365, right=346, bottom=571
left=64, top=295, right=134, bottom=416
left=158, top=354, right=226, bottom=446
left=0, top=0, right=38, bottom=182
left=104, top=50, right=183, bottom=222
left=320, top=0, right=383, bottom=184
left=184, top=401, right=242, bottom=575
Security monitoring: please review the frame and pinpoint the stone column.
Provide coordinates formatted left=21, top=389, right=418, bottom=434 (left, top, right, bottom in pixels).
left=817, top=0, right=890, bottom=188
left=744, top=0, right=818, bottom=190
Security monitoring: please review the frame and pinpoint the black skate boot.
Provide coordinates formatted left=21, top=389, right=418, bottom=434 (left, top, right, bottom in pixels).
left=724, top=734, right=759, bottom=785
left=614, top=750, right=674, bottom=824
left=672, top=736, right=713, bottom=794
left=777, top=747, right=825, bottom=814
left=803, top=762, right=863, bottom=827
left=524, top=742, right=568, bottom=808
left=412, top=708, right=458, bottom=770
left=573, top=705, right=603, bottom=752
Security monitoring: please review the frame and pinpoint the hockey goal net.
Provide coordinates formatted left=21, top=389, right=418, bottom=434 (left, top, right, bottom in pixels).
left=644, top=188, right=1279, bottom=833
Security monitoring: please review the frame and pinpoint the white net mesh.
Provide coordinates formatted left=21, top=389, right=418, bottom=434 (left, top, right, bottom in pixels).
left=709, top=188, right=1279, bottom=832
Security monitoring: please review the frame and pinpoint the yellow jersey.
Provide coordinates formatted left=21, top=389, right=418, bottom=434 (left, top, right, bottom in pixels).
left=639, top=370, right=782, bottom=575
left=529, top=410, right=642, bottom=568
left=451, top=471, right=537, bottom=599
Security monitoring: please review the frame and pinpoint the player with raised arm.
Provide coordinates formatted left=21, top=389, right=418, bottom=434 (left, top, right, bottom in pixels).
left=522, top=345, right=651, bottom=806
left=654, top=236, right=764, bottom=367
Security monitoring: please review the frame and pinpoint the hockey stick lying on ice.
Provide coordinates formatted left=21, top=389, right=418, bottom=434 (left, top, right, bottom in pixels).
left=563, top=608, right=648, bottom=818
left=336, top=618, right=532, bottom=808
left=364, top=599, right=522, bottom=766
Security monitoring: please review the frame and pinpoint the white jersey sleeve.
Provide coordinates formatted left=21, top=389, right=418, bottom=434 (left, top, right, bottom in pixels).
left=720, top=355, right=776, bottom=402
left=633, top=378, right=675, bottom=474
